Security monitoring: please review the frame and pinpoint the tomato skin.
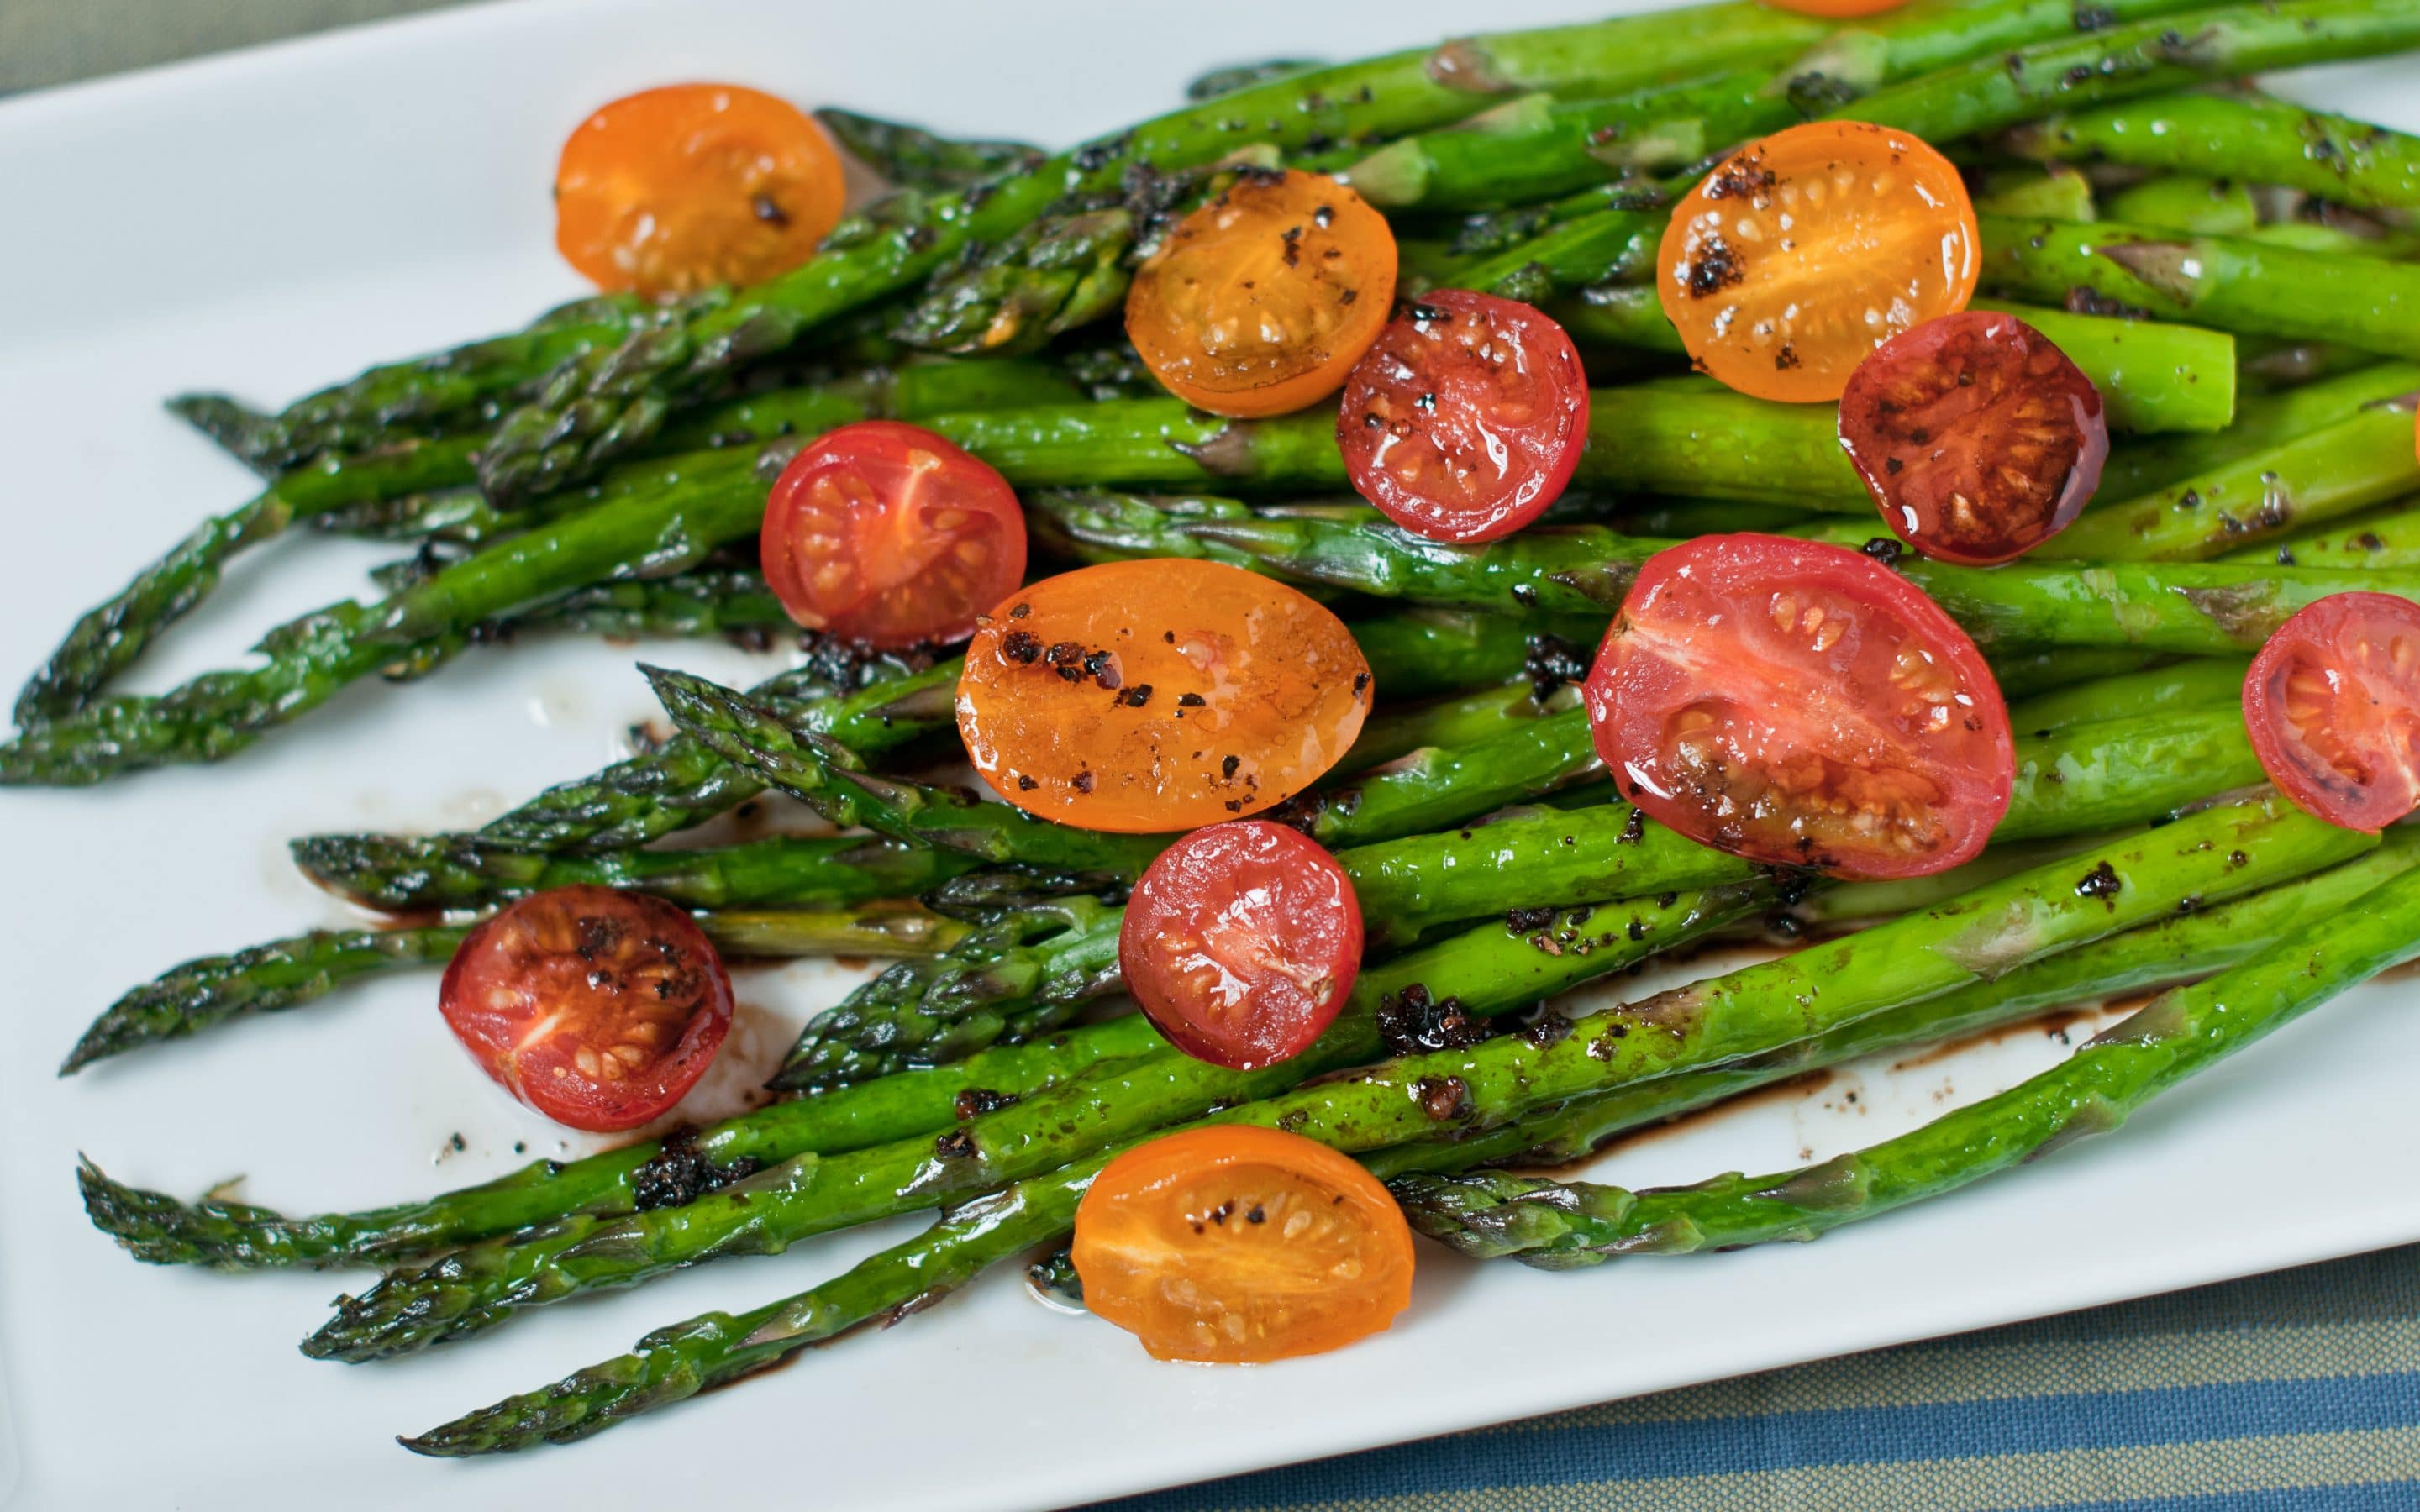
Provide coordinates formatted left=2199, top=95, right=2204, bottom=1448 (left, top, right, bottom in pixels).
left=555, top=83, right=844, bottom=297
left=438, top=885, right=733, bottom=1133
left=760, top=420, right=1028, bottom=649
left=1119, top=822, right=1363, bottom=1070
left=957, top=559, right=1372, bottom=832
left=1335, top=290, right=1591, bottom=543
left=1657, top=121, right=1978, bottom=404
left=1126, top=170, right=1398, bottom=418
left=1838, top=311, right=2109, bottom=566
left=1584, top=533, right=2013, bottom=879
left=2244, top=592, right=2420, bottom=832
left=1072, top=1125, right=1415, bottom=1364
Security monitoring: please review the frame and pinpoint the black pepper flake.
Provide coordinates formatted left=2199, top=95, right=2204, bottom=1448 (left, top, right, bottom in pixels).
left=1071, top=770, right=1096, bottom=793
left=1002, top=629, right=1042, bottom=664
left=1618, top=807, right=1646, bottom=845
left=1221, top=754, right=1241, bottom=781
left=1414, top=1075, right=1473, bottom=1121
left=1506, top=906, right=1560, bottom=933
left=1177, top=691, right=1206, bottom=707
left=1352, top=671, right=1370, bottom=698
left=1008, top=602, right=1031, bottom=619
left=934, top=1129, right=979, bottom=1160
left=954, top=1087, right=1018, bottom=1119
left=1118, top=683, right=1155, bottom=707
left=2075, top=860, right=2123, bottom=902
left=751, top=193, right=790, bottom=227
left=1376, top=984, right=1491, bottom=1055
left=1015, top=774, right=1038, bottom=792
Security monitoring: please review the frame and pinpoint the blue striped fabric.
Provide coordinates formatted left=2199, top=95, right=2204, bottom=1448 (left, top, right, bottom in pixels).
left=1101, top=1243, right=2420, bottom=1510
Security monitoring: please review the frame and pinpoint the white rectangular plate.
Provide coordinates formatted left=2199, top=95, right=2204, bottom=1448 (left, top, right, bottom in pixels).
left=3, top=3, right=2417, bottom=1509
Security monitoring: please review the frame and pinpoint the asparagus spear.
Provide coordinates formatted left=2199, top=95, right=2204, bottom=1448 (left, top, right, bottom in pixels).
left=1034, top=493, right=2420, bottom=653
left=2044, top=392, right=2420, bottom=561
left=0, top=450, right=775, bottom=787
left=1396, top=840, right=2420, bottom=1265
left=1548, top=297, right=2238, bottom=434
left=59, top=903, right=964, bottom=1076
left=812, top=108, right=1040, bottom=192
left=403, top=829, right=2417, bottom=1456
left=2001, top=91, right=2420, bottom=212
left=1980, top=214, right=2420, bottom=358
left=2235, top=497, right=2420, bottom=567
left=1986, top=647, right=2163, bottom=700
left=2003, top=658, right=2247, bottom=734
left=15, top=357, right=1083, bottom=726
left=299, top=880, right=1771, bottom=1362
left=2095, top=362, right=2420, bottom=499
left=2099, top=176, right=2420, bottom=259
left=466, top=5, right=1828, bottom=503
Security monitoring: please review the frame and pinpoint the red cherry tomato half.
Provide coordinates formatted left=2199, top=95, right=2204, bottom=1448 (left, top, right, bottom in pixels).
left=1118, top=821, right=1364, bottom=1070
left=1584, top=533, right=2014, bottom=879
left=1838, top=311, right=2109, bottom=566
left=438, top=885, right=734, bottom=1133
left=2244, top=591, right=2420, bottom=832
left=761, top=420, right=1028, bottom=648
left=1335, top=289, right=1591, bottom=543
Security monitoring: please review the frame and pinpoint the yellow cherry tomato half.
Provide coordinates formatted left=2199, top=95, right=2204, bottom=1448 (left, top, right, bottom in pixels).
left=1125, top=170, right=1398, bottom=417
left=555, top=82, right=844, bottom=298
left=1073, top=1125, right=1416, bottom=1363
left=956, top=559, right=1371, bottom=833
left=1657, top=119, right=1978, bottom=403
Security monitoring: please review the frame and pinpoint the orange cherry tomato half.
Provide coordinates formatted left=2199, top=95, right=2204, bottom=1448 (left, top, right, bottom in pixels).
left=1584, top=533, right=2014, bottom=879
left=1072, top=1125, right=1415, bottom=1363
left=1762, top=0, right=1912, bottom=14
left=1838, top=311, right=2109, bottom=566
left=1125, top=170, right=1398, bottom=417
left=760, top=420, right=1028, bottom=649
left=438, top=885, right=733, bottom=1133
left=2244, top=592, right=2420, bottom=832
left=1657, top=120, right=1979, bottom=403
left=1119, top=822, right=1364, bottom=1070
left=555, top=82, right=844, bottom=297
left=958, top=559, right=1371, bottom=832
left=1336, top=289, right=1592, bottom=543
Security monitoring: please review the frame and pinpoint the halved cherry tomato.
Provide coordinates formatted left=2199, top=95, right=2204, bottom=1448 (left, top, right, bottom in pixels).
left=1838, top=311, right=2109, bottom=565
left=555, top=83, right=845, bottom=297
left=2243, top=592, right=2420, bottom=832
left=438, top=885, right=733, bottom=1133
left=1125, top=170, right=1397, bottom=417
left=1657, top=120, right=1978, bottom=403
left=1335, top=290, right=1591, bottom=543
left=760, top=420, right=1027, bottom=648
left=958, top=559, right=1371, bottom=832
left=1584, top=533, right=2013, bottom=879
left=1119, top=822, right=1363, bottom=1070
left=1072, top=1125, right=1414, bottom=1363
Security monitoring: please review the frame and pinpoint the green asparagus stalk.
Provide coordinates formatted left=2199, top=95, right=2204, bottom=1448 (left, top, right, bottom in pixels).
left=1040, top=494, right=2420, bottom=653
left=59, top=903, right=965, bottom=1076
left=2098, top=176, right=2420, bottom=258
left=466, top=5, right=1828, bottom=503
left=812, top=108, right=1040, bottom=192
left=2095, top=363, right=2420, bottom=499
left=1980, top=214, right=2420, bottom=358
left=2001, top=91, right=2420, bottom=212
left=2043, top=391, right=2420, bottom=559
left=1548, top=297, right=2238, bottom=434
left=1396, top=839, right=2420, bottom=1265
left=292, top=833, right=978, bottom=915
left=19, top=359, right=1079, bottom=727
left=300, top=881, right=1771, bottom=1362
left=2003, top=657, right=2247, bottom=734
left=401, top=828, right=2420, bottom=1455
left=82, top=1009, right=1171, bottom=1269
left=1986, top=647, right=2163, bottom=701
left=1969, top=165, right=2100, bottom=223
left=2235, top=497, right=2420, bottom=567
left=0, top=454, right=775, bottom=786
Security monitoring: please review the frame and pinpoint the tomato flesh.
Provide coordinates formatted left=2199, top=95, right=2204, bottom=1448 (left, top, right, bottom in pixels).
left=761, top=420, right=1028, bottom=649
left=2244, top=592, right=2420, bottom=832
left=555, top=83, right=844, bottom=297
left=1584, top=533, right=2013, bottom=879
left=1072, top=1126, right=1414, bottom=1363
left=1838, top=311, right=2108, bottom=565
left=1336, top=290, right=1591, bottom=543
left=957, top=559, right=1371, bottom=832
left=1126, top=170, right=1398, bottom=418
left=1658, top=120, right=1978, bottom=404
left=1119, top=822, right=1363, bottom=1070
left=438, top=885, right=734, bottom=1133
